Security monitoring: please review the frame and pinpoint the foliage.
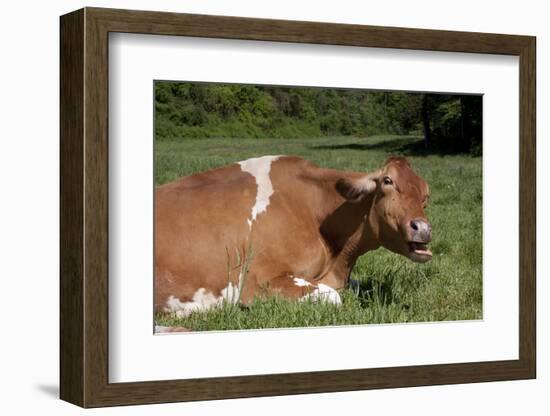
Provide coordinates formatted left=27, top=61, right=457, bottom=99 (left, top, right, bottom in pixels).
left=421, top=94, right=483, bottom=156
left=155, top=82, right=482, bottom=155
left=155, top=135, right=482, bottom=329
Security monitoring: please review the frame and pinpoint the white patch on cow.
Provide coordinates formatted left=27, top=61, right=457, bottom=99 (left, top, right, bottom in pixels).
left=298, top=282, right=342, bottom=305
left=165, top=289, right=219, bottom=318
left=164, top=282, right=242, bottom=318
left=238, top=155, right=280, bottom=228
left=294, top=276, right=342, bottom=305
left=293, top=277, right=312, bottom=287
left=314, top=284, right=342, bottom=305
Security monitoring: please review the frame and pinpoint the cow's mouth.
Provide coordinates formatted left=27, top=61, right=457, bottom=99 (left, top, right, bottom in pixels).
left=408, top=241, right=432, bottom=262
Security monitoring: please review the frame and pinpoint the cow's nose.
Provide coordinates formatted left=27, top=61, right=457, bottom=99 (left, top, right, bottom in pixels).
left=410, top=218, right=432, bottom=242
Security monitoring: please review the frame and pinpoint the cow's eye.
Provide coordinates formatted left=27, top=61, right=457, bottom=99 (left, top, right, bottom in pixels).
left=383, top=176, right=393, bottom=186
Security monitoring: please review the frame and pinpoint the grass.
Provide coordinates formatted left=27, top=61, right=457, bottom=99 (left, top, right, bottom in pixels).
left=155, top=135, right=482, bottom=330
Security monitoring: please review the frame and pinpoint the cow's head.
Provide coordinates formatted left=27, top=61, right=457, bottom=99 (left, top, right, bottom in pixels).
left=336, top=156, right=432, bottom=263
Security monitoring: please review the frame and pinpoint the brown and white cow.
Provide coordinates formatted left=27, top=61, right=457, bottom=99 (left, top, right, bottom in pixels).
left=154, top=155, right=431, bottom=321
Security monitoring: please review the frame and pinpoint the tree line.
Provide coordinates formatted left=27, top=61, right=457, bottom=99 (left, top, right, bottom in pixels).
left=155, top=82, right=482, bottom=155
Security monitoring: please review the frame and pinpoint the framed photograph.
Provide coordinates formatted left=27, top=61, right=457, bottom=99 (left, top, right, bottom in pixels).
left=60, top=7, right=536, bottom=408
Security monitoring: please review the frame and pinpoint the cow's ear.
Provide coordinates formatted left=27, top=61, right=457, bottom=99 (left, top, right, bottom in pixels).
left=335, top=175, right=378, bottom=203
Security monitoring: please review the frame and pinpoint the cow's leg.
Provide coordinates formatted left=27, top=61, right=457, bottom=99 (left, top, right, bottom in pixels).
left=263, top=274, right=315, bottom=300
left=264, top=274, right=342, bottom=305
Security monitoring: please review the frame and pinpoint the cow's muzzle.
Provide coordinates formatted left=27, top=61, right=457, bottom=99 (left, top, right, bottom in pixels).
left=410, top=218, right=431, bottom=242
left=407, top=218, right=432, bottom=262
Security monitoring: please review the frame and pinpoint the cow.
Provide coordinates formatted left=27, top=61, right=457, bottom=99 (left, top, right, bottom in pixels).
left=154, top=155, right=432, bottom=322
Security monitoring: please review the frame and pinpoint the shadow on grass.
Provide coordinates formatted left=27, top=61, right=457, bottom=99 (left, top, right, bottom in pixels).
left=349, top=277, right=400, bottom=308
left=309, top=136, right=475, bottom=157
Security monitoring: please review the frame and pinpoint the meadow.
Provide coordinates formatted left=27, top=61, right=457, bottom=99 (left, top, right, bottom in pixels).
left=155, top=135, right=482, bottom=330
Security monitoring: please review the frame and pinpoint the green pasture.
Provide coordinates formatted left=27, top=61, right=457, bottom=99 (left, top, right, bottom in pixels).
left=155, top=135, right=482, bottom=330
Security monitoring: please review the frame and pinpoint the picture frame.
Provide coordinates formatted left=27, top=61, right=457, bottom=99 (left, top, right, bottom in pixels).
left=60, top=7, right=536, bottom=408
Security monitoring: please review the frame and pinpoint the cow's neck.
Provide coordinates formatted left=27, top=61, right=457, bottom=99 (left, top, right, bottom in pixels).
left=317, top=192, right=379, bottom=289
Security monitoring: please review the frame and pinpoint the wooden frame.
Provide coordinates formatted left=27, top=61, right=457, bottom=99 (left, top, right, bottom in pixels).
left=60, top=7, right=536, bottom=408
